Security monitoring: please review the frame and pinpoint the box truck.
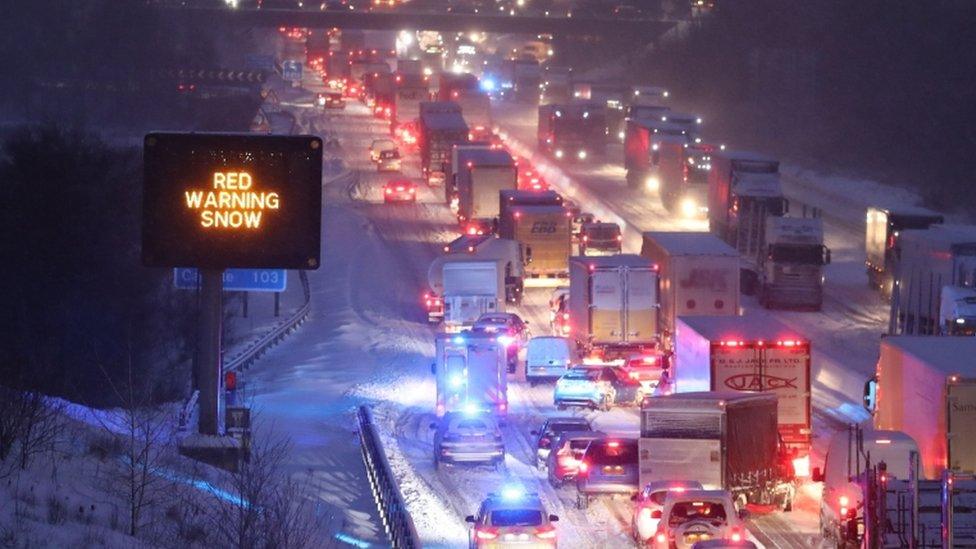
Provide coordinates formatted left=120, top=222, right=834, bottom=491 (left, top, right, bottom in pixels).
left=568, top=255, right=659, bottom=358
left=537, top=103, right=607, bottom=161
left=439, top=260, right=505, bottom=332
left=890, top=224, right=976, bottom=335
left=864, top=206, right=944, bottom=296
left=432, top=331, right=508, bottom=417
left=623, top=118, right=690, bottom=189
left=455, top=148, right=517, bottom=224
left=868, top=336, right=976, bottom=480
left=672, top=314, right=813, bottom=471
left=639, top=392, right=795, bottom=508
left=497, top=189, right=563, bottom=237
left=640, top=232, right=739, bottom=347
left=419, top=101, right=468, bottom=187
left=427, top=237, right=524, bottom=312
left=707, top=150, right=785, bottom=255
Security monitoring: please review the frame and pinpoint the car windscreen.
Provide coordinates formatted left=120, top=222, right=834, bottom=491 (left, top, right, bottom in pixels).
left=588, top=442, right=637, bottom=465
left=564, top=369, right=600, bottom=380
left=668, top=501, right=728, bottom=526
left=548, top=422, right=588, bottom=435
left=585, top=226, right=620, bottom=240
left=490, top=509, right=543, bottom=527
left=453, top=419, right=491, bottom=434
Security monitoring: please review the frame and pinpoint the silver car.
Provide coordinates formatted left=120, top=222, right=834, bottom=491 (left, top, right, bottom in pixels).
left=530, top=416, right=592, bottom=469
left=431, top=411, right=505, bottom=470
left=575, top=438, right=639, bottom=509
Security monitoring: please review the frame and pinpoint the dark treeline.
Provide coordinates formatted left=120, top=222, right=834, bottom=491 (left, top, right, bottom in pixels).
left=0, top=126, right=195, bottom=407
left=641, top=0, right=976, bottom=212
left=0, top=1, right=261, bottom=132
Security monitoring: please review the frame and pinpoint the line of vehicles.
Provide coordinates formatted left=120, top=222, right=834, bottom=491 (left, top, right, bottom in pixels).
left=290, top=24, right=976, bottom=548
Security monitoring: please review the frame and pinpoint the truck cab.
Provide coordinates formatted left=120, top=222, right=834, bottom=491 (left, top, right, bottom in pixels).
left=759, top=217, right=831, bottom=310
left=940, top=285, right=976, bottom=335
left=538, top=103, right=607, bottom=161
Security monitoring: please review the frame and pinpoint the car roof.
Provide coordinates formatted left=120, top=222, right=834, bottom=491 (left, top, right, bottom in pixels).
left=545, top=416, right=590, bottom=425
left=664, top=489, right=732, bottom=504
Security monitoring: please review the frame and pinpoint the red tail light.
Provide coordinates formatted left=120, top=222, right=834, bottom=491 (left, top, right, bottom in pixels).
left=655, top=532, right=667, bottom=544
left=578, top=461, right=588, bottom=475
left=730, top=529, right=743, bottom=542
left=475, top=528, right=498, bottom=540
left=535, top=525, right=557, bottom=539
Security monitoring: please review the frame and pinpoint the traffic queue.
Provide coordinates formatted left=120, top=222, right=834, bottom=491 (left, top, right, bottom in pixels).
left=319, top=23, right=976, bottom=543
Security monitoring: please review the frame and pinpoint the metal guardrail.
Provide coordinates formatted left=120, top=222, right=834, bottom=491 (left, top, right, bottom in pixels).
left=223, top=270, right=311, bottom=373
left=357, top=405, right=422, bottom=549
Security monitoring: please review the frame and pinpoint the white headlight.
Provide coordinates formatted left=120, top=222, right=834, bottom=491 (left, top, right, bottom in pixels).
left=681, top=198, right=697, bottom=218
left=554, top=149, right=564, bottom=158
left=645, top=176, right=659, bottom=192
left=577, top=150, right=587, bottom=160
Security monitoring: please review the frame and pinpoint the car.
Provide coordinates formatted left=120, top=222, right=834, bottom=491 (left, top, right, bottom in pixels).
left=376, top=149, right=402, bottom=172
left=472, top=312, right=530, bottom=373
left=621, top=352, right=670, bottom=389
left=462, top=218, right=495, bottom=236
left=526, top=336, right=576, bottom=384
left=553, top=365, right=653, bottom=411
left=575, top=438, right=640, bottom=509
left=369, top=138, right=397, bottom=162
left=571, top=212, right=595, bottom=243
left=430, top=410, right=505, bottom=469
left=530, top=416, right=591, bottom=469
left=652, top=489, right=749, bottom=549
left=323, top=91, right=345, bottom=109
left=546, top=430, right=605, bottom=486
left=579, top=222, right=622, bottom=256
left=382, top=179, right=417, bottom=202
left=632, top=480, right=705, bottom=544
left=465, top=487, right=559, bottom=548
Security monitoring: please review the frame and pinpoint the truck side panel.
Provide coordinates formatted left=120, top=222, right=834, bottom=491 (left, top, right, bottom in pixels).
left=469, top=167, right=516, bottom=220
left=874, top=343, right=948, bottom=479
left=626, top=269, right=659, bottom=345
left=667, top=255, right=739, bottom=336
left=947, top=380, right=976, bottom=474
left=638, top=438, right=722, bottom=491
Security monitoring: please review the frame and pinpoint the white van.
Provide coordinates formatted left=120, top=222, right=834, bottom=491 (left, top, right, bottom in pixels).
left=526, top=336, right=575, bottom=384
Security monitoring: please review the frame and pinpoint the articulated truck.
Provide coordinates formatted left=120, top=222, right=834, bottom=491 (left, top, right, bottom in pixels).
left=427, top=238, right=524, bottom=328
left=672, top=314, right=813, bottom=475
left=500, top=204, right=572, bottom=279
left=455, top=147, right=517, bottom=224
left=864, top=206, right=944, bottom=296
left=419, top=101, right=468, bottom=187
left=867, top=336, right=976, bottom=480
left=890, top=224, right=976, bottom=335
left=568, top=254, right=659, bottom=358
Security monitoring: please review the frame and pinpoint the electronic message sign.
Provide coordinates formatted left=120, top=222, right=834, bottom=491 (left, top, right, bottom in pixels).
left=142, top=133, right=322, bottom=269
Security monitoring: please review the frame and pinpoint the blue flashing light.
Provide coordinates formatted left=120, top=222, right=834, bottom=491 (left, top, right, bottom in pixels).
left=453, top=336, right=465, bottom=345
left=449, top=374, right=465, bottom=388
left=463, top=402, right=481, bottom=416
left=501, top=485, right=524, bottom=501
left=480, top=78, right=496, bottom=92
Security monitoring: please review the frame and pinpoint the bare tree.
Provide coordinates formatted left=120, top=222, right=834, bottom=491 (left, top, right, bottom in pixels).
left=92, top=354, right=173, bottom=538
left=16, top=390, right=64, bottom=471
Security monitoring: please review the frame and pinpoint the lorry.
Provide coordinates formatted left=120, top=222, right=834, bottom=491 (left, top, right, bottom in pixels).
left=890, top=224, right=976, bottom=335
left=940, top=285, right=976, bottom=335
left=758, top=216, right=831, bottom=310
left=640, top=231, right=740, bottom=347
left=671, top=314, right=813, bottom=474
left=707, top=149, right=786, bottom=253
left=418, top=101, right=468, bottom=187
left=455, top=147, right=517, bottom=224
left=638, top=392, right=796, bottom=509
left=537, top=103, right=607, bottom=161
left=623, top=117, right=691, bottom=189
left=501, top=205, right=572, bottom=279
left=865, top=206, right=944, bottom=296
left=392, top=73, right=429, bottom=130
left=452, top=90, right=492, bottom=140
left=449, top=142, right=491, bottom=207
left=867, top=336, right=976, bottom=480
left=540, top=66, right=572, bottom=104
left=497, top=189, right=564, bottom=240
left=512, top=58, right=541, bottom=103
left=567, top=254, right=659, bottom=358
left=432, top=331, right=508, bottom=417
left=434, top=259, right=508, bottom=332
left=437, top=71, right=479, bottom=101
left=427, top=236, right=524, bottom=311
left=652, top=140, right=716, bottom=217
left=814, top=424, right=976, bottom=548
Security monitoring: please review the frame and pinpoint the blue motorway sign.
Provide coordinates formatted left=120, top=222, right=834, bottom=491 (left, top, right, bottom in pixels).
left=281, top=60, right=303, bottom=82
left=174, top=268, right=287, bottom=292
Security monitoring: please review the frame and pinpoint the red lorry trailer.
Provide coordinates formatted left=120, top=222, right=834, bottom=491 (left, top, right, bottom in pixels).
left=672, top=314, right=812, bottom=477
left=623, top=118, right=691, bottom=190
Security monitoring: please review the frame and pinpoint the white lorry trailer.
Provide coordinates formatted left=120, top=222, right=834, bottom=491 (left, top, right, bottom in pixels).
left=427, top=237, right=524, bottom=314
left=640, top=231, right=740, bottom=348
left=867, top=336, right=976, bottom=480
left=672, top=314, right=813, bottom=475
left=864, top=206, right=944, bottom=296
left=567, top=254, right=659, bottom=359
left=890, top=224, right=976, bottom=335
left=455, top=147, right=517, bottom=224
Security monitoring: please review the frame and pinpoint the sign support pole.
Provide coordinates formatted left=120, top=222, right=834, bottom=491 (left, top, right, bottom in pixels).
left=199, top=269, right=223, bottom=436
